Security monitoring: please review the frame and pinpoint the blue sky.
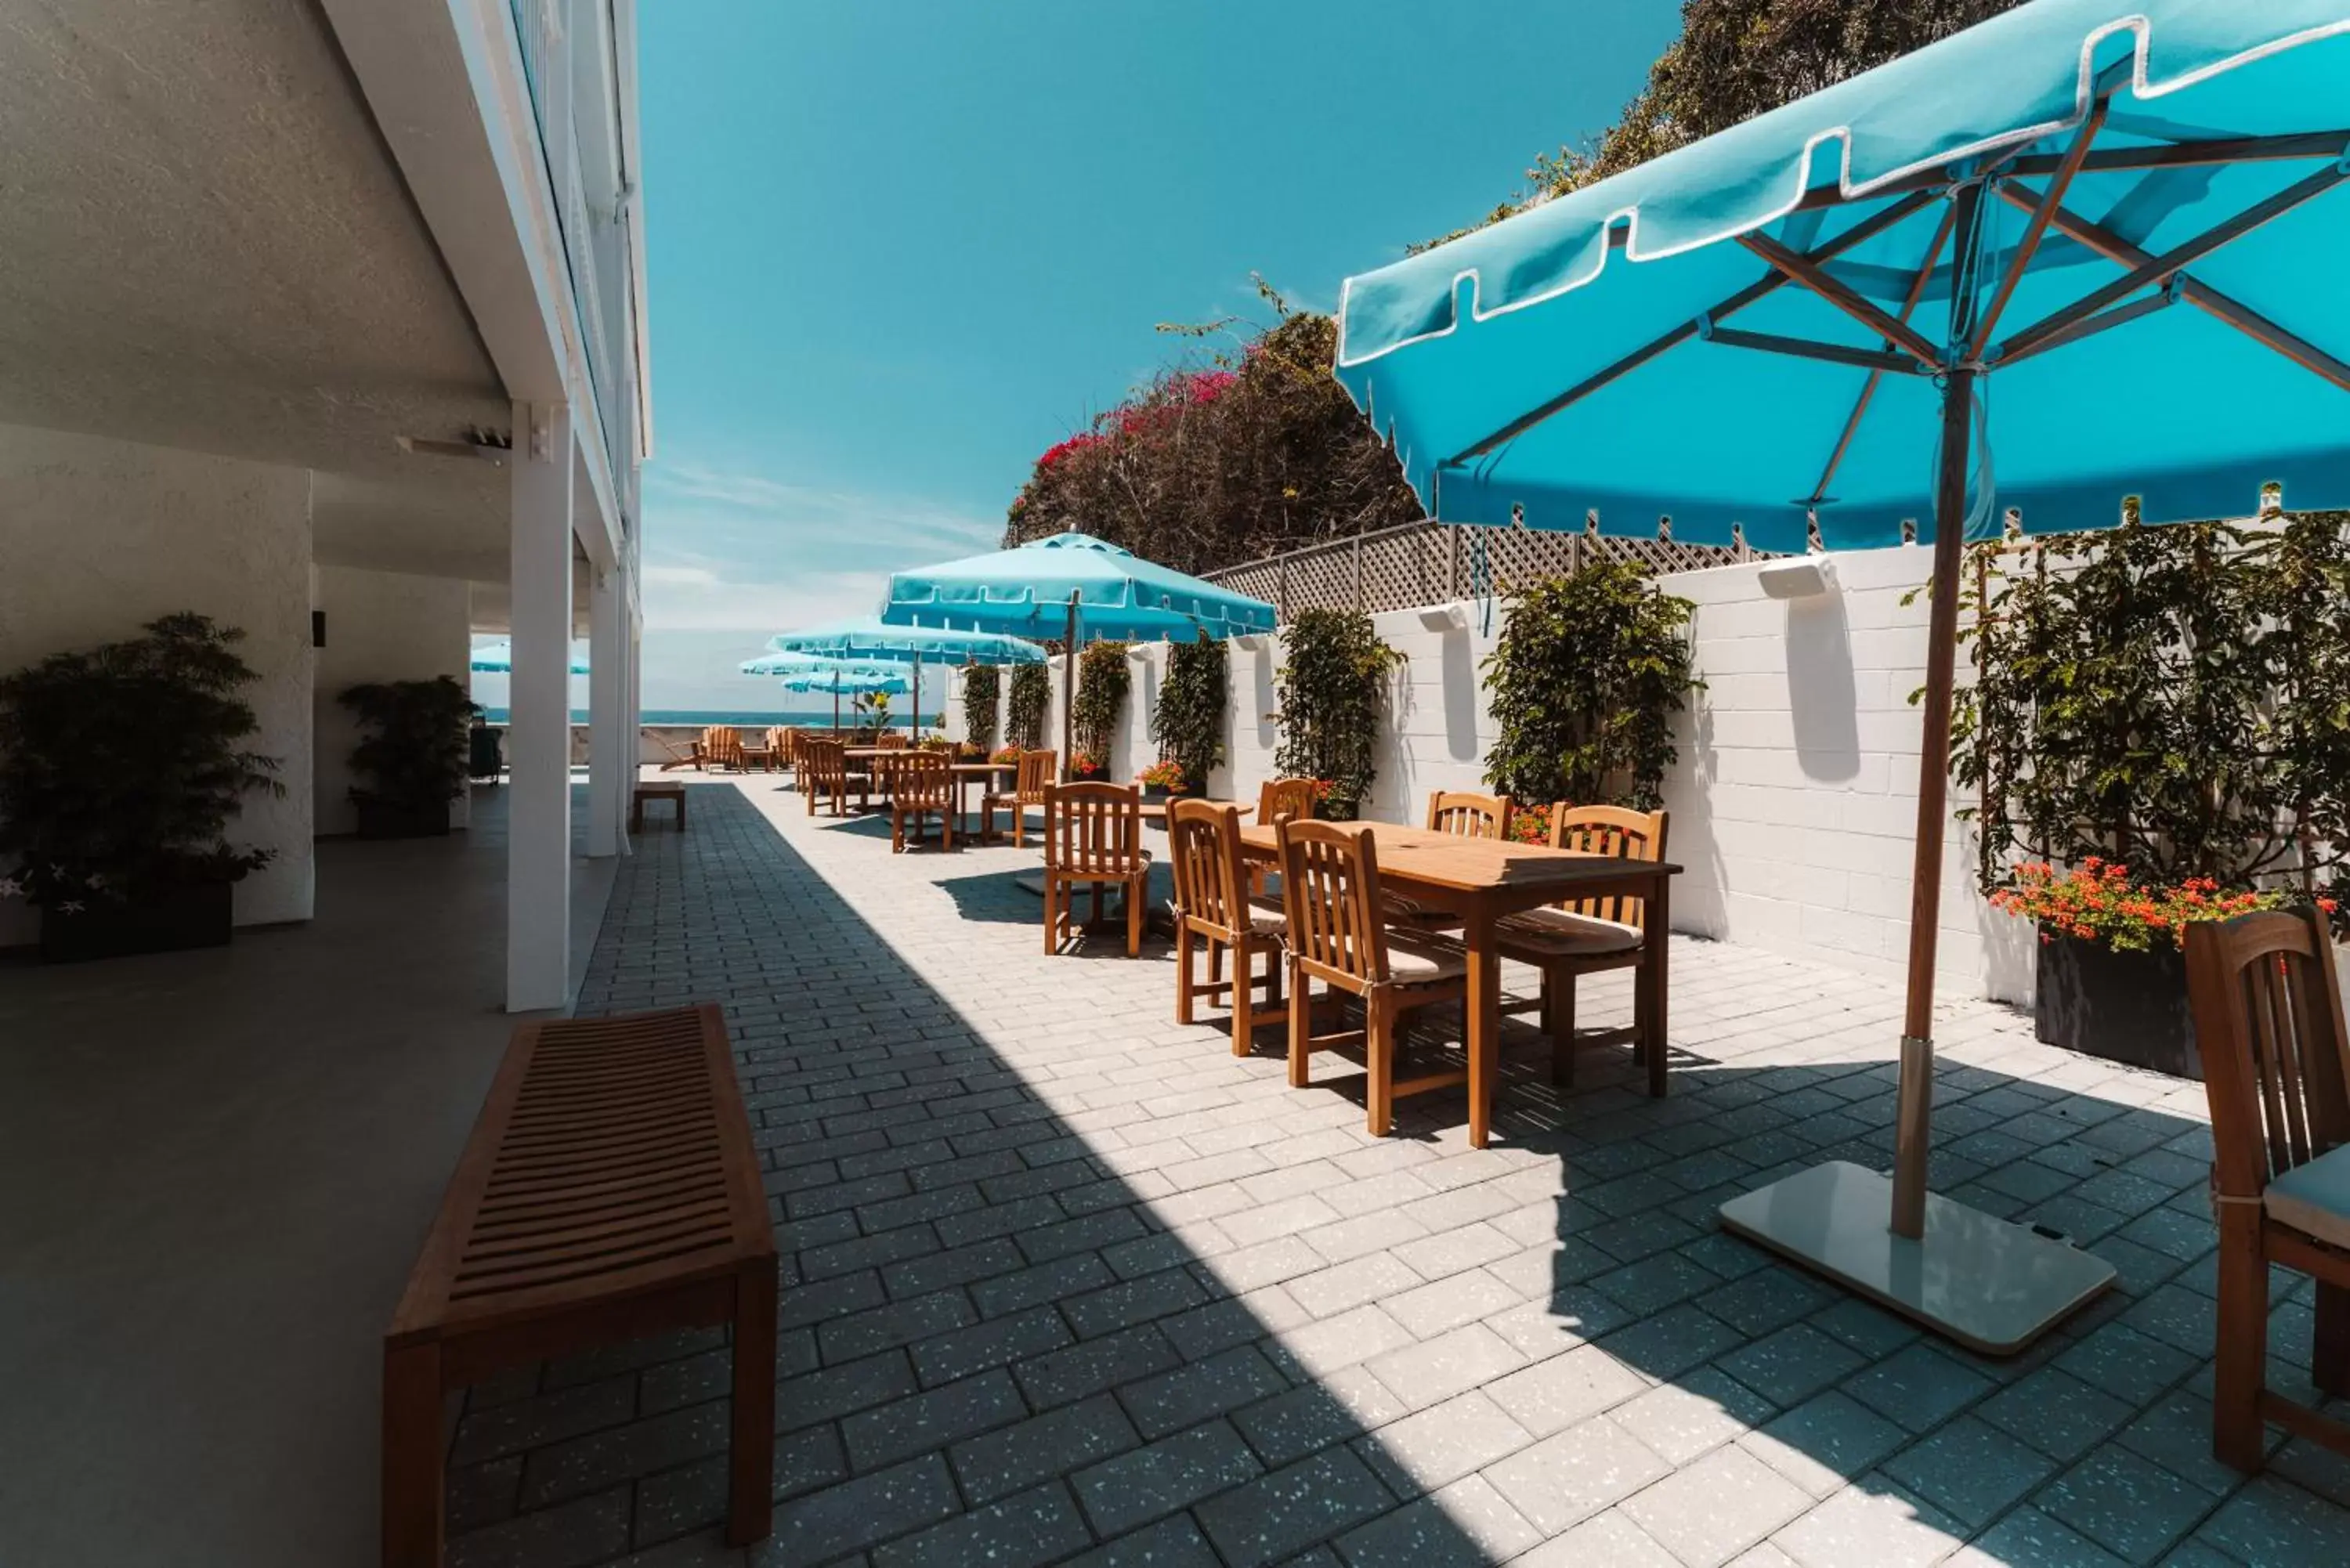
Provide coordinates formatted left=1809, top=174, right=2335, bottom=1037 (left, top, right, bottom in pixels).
left=627, top=0, right=1681, bottom=713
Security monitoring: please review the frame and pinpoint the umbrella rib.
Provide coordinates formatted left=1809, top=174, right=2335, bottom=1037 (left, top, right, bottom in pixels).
left=1737, top=231, right=1943, bottom=366
left=1444, top=187, right=1944, bottom=467
left=1809, top=201, right=1961, bottom=505
left=1967, top=98, right=2109, bottom=360
left=2015, top=130, right=2350, bottom=178
left=1704, top=328, right=1928, bottom=375
left=1993, top=161, right=2350, bottom=367
left=1994, top=181, right=2350, bottom=396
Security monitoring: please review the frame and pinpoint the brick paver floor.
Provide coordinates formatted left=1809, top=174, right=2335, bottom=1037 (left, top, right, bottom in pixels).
left=441, top=776, right=2350, bottom=1568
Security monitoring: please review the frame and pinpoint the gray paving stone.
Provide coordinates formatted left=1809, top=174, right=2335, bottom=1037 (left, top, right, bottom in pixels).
left=2035, top=1445, right=2218, bottom=1563
left=909, top=1304, right=1073, bottom=1389
left=1070, top=1419, right=1266, bottom=1539
left=1061, top=1512, right=1224, bottom=1568
left=1365, top=1322, right=1526, bottom=1411
left=1235, top=1371, right=1410, bottom=1469
left=1768, top=1479, right=1965, bottom=1568
left=817, top=1289, right=977, bottom=1364
left=1619, top=1443, right=1813, bottom=1568
left=768, top=1454, right=962, bottom=1564
left=1507, top=1509, right=1681, bottom=1567
left=840, top=1368, right=1028, bottom=1472
left=1350, top=1389, right=1532, bottom=1498
left=870, top=1481, right=1092, bottom=1568
left=446, top=1487, right=632, bottom=1568
left=1942, top=1506, right=2128, bottom=1568
left=1882, top=1414, right=2062, bottom=1529
left=1737, top=1391, right=1908, bottom=1500
left=2196, top=1474, right=2350, bottom=1564
left=2054, top=1324, right=2201, bottom=1409
left=1611, top=1367, right=1777, bottom=1466
left=1195, top=1447, right=1398, bottom=1568
left=1015, top=1324, right=1183, bottom=1410
left=1842, top=1342, right=1995, bottom=1432
left=1483, top=1414, right=1670, bottom=1535
left=1117, top=1343, right=1290, bottom=1440
left=949, top=1393, right=1142, bottom=1506
left=1718, top=1324, right=1868, bottom=1408
left=970, top=1252, right=1117, bottom=1318
left=1485, top=1343, right=1649, bottom=1438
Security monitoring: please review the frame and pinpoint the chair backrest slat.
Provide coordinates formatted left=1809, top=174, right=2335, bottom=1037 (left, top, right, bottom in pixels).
left=1169, top=800, right=1245, bottom=935
left=1256, top=778, right=1321, bottom=832
left=1426, top=790, right=1512, bottom=841
left=1045, top=782, right=1141, bottom=875
left=1548, top=804, right=1669, bottom=928
left=2186, top=907, right=2350, bottom=1199
left=1018, top=750, right=1058, bottom=804
left=1278, top=820, right=1387, bottom=989
left=893, top=750, right=950, bottom=808
left=877, top=732, right=909, bottom=750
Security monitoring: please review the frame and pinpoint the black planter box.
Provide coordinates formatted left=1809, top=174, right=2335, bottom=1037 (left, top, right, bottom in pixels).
left=356, top=798, right=453, bottom=840
left=40, top=879, right=233, bottom=963
left=2034, top=928, right=2201, bottom=1078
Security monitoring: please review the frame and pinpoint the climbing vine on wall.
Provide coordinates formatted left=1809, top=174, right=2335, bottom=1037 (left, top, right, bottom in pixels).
left=1150, top=632, right=1229, bottom=788
left=1482, top=560, right=1701, bottom=811
left=1272, top=609, right=1401, bottom=821
left=1072, top=642, right=1131, bottom=761
left=1007, top=663, right=1049, bottom=750
left=960, top=664, right=1000, bottom=753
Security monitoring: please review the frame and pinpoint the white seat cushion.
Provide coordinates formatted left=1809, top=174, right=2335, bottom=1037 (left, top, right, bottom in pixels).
left=1247, top=897, right=1288, bottom=936
left=1495, top=907, right=1644, bottom=957
left=2265, top=1142, right=2350, bottom=1250
left=1385, top=933, right=1467, bottom=985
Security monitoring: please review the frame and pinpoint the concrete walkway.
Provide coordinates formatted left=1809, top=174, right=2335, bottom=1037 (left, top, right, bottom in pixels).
left=433, top=774, right=2350, bottom=1567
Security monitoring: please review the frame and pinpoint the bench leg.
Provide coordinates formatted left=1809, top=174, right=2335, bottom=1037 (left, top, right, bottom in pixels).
left=728, top=1258, right=778, bottom=1545
left=382, top=1341, right=445, bottom=1568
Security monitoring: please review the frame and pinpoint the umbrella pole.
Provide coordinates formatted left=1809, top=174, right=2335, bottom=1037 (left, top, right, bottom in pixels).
left=912, top=650, right=921, bottom=740
left=1890, top=358, right=1976, bottom=1241
left=1060, top=591, right=1079, bottom=782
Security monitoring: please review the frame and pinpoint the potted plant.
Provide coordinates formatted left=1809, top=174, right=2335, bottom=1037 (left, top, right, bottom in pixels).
left=1137, top=758, right=1188, bottom=801
left=341, top=676, right=479, bottom=839
left=1068, top=750, right=1105, bottom=781
left=0, top=613, right=281, bottom=962
left=989, top=743, right=1024, bottom=766
left=1990, top=859, right=2327, bottom=1079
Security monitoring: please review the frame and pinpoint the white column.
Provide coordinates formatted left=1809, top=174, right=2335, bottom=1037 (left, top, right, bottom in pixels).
left=508, top=400, right=576, bottom=1012
left=588, top=561, right=625, bottom=857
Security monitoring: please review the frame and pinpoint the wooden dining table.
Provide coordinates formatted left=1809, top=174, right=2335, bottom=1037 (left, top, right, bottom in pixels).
left=950, top=761, right=1018, bottom=834
left=1237, top=820, right=1681, bottom=1148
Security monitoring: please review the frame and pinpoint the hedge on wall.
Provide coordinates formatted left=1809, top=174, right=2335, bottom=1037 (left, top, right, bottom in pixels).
left=1150, top=632, right=1228, bottom=789
left=960, top=664, right=1000, bottom=753
left=1272, top=609, right=1401, bottom=821
left=1072, top=641, right=1130, bottom=768
left=1007, top=663, right=1049, bottom=750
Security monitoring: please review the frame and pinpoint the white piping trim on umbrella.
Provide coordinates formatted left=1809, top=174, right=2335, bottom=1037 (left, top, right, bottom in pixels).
left=1333, top=11, right=2350, bottom=370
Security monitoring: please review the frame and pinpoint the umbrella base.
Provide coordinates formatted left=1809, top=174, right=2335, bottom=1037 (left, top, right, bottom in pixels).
left=1718, top=1161, right=2115, bottom=1357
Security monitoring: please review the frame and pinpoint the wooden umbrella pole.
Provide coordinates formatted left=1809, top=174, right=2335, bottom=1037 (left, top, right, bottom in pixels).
left=1893, top=185, right=1986, bottom=1241
left=1059, top=591, right=1079, bottom=782
left=911, top=649, right=921, bottom=739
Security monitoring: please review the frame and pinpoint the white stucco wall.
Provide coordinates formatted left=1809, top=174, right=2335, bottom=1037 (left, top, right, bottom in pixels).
left=945, top=543, right=2031, bottom=1005
left=0, top=423, right=316, bottom=941
left=313, top=564, right=474, bottom=836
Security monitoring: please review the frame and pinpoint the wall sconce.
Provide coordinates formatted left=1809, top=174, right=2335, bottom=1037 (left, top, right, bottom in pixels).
left=1757, top=555, right=1840, bottom=600
left=1415, top=605, right=1466, bottom=631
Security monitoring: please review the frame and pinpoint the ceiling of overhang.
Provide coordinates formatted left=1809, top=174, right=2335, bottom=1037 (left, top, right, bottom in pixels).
left=0, top=0, right=512, bottom=562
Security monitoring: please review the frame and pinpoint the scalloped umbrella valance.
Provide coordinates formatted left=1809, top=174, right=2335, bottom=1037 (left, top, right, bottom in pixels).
left=470, top=640, right=588, bottom=676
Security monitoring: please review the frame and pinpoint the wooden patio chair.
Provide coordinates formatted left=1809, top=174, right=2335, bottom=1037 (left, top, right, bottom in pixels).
left=1042, top=781, right=1150, bottom=958
left=1246, top=777, right=1323, bottom=899
left=888, top=751, right=956, bottom=853
left=736, top=731, right=773, bottom=772
left=983, top=750, right=1057, bottom=846
left=1278, top=818, right=1469, bottom=1136
left=653, top=731, right=708, bottom=772
left=2184, top=905, right=2350, bottom=1471
left=801, top=737, right=849, bottom=817
left=1386, top=789, right=1515, bottom=930
left=876, top=732, right=909, bottom=750
left=1169, top=800, right=1286, bottom=1057
left=1496, top=804, right=1669, bottom=1086
left=706, top=725, right=743, bottom=772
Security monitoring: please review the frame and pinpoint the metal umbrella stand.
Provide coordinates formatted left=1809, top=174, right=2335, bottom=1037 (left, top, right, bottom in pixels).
left=1328, top=0, right=2350, bottom=1353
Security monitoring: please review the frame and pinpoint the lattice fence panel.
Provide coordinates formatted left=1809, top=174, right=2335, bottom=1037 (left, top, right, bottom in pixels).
left=1208, top=522, right=1775, bottom=623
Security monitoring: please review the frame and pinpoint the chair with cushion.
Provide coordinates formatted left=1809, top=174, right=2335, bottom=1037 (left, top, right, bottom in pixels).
left=1247, top=777, right=1322, bottom=899
left=1278, top=818, right=1468, bottom=1136
left=887, top=750, right=956, bottom=852
left=1496, top=805, right=1668, bottom=1086
left=983, top=750, right=1057, bottom=847
left=2185, top=905, right=2350, bottom=1471
left=1386, top=789, right=1515, bottom=930
left=1168, top=800, right=1286, bottom=1057
left=1042, top=782, right=1151, bottom=958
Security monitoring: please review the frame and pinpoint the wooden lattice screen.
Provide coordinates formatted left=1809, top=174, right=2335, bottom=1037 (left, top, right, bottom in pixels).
left=1205, top=521, right=1776, bottom=622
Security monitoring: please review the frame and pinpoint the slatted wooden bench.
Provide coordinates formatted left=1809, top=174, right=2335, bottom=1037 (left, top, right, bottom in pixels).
left=383, top=1003, right=776, bottom=1567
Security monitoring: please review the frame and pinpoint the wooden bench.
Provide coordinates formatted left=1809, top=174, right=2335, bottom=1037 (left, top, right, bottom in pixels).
left=384, top=1004, right=776, bottom=1567
left=632, top=780, right=688, bottom=833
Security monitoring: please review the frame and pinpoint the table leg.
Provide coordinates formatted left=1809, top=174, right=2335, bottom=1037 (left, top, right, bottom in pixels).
left=1465, top=907, right=1499, bottom=1148
left=1645, top=873, right=1669, bottom=1098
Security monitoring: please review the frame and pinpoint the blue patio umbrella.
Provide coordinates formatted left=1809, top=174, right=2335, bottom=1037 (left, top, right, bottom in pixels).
left=1331, top=0, right=2350, bottom=1349
left=736, top=651, right=913, bottom=731
left=757, top=618, right=1047, bottom=738
left=881, top=531, right=1275, bottom=774
left=471, top=639, right=588, bottom=676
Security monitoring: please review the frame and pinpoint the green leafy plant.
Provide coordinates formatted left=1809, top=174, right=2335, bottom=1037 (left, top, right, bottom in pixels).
left=339, top=677, right=479, bottom=813
left=961, top=664, right=1000, bottom=753
left=1007, top=664, right=1049, bottom=749
left=0, top=612, right=282, bottom=909
left=1947, top=510, right=2350, bottom=897
left=1151, top=631, right=1228, bottom=789
left=1482, top=561, right=1701, bottom=811
left=1072, top=641, right=1131, bottom=760
left=1272, top=609, right=1401, bottom=820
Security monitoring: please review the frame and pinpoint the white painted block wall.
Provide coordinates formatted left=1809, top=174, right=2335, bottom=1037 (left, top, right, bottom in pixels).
left=313, top=564, right=475, bottom=836
left=945, top=542, right=2034, bottom=1005
left=0, top=423, right=316, bottom=941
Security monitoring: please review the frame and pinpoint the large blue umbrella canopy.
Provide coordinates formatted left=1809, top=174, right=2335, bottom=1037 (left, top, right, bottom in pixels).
left=1329, top=0, right=2350, bottom=1343
left=880, top=531, right=1275, bottom=641
left=471, top=639, right=588, bottom=676
left=759, top=618, right=1048, bottom=665
left=776, top=668, right=909, bottom=695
